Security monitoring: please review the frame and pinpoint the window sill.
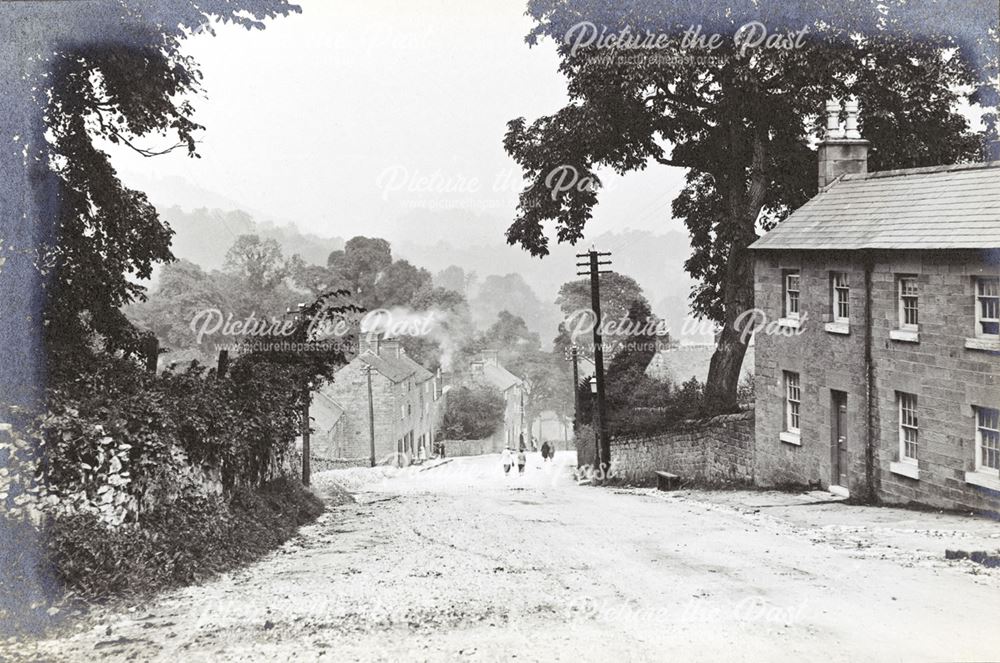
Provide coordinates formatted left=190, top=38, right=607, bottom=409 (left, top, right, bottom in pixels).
left=777, top=317, right=800, bottom=329
left=824, top=322, right=850, bottom=335
left=890, top=461, right=920, bottom=480
left=965, top=470, right=1000, bottom=492
left=889, top=329, right=919, bottom=343
left=779, top=431, right=801, bottom=446
left=964, top=337, right=1000, bottom=352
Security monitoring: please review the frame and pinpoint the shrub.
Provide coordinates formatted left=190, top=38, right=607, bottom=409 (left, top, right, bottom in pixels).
left=42, top=477, right=324, bottom=600
left=440, top=385, right=505, bottom=440
left=578, top=372, right=738, bottom=438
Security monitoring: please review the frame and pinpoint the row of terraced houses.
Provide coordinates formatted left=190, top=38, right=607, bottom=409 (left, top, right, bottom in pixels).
left=751, top=100, right=1000, bottom=514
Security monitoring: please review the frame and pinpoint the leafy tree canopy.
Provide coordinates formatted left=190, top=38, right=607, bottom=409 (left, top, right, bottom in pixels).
left=441, top=385, right=506, bottom=441
left=505, top=0, right=997, bottom=406
left=21, top=0, right=300, bottom=379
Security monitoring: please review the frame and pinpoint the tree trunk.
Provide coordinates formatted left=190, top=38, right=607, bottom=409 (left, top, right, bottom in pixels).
left=704, top=124, right=767, bottom=411
left=703, top=239, right=754, bottom=411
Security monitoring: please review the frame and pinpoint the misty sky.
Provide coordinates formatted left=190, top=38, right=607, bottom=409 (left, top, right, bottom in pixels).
left=110, top=0, right=689, bottom=247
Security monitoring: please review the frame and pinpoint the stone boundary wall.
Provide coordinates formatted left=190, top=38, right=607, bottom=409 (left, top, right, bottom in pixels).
left=289, top=452, right=371, bottom=474
left=441, top=437, right=495, bottom=457
left=609, top=410, right=755, bottom=486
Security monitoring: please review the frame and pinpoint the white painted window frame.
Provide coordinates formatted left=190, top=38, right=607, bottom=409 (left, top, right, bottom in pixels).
left=784, top=371, right=801, bottom=433
left=898, top=392, right=918, bottom=463
left=974, top=406, right=1000, bottom=476
left=784, top=271, right=801, bottom=320
left=832, top=272, right=850, bottom=322
left=975, top=277, right=1000, bottom=339
left=898, top=276, right=919, bottom=331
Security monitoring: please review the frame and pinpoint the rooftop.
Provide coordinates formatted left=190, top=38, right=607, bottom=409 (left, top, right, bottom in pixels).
left=750, top=161, right=1000, bottom=251
left=475, top=362, right=522, bottom=392
left=358, top=350, right=432, bottom=384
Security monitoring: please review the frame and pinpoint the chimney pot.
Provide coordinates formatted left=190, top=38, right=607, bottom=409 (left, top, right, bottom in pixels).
left=824, top=98, right=843, bottom=139
left=817, top=97, right=869, bottom=190
left=843, top=97, right=862, bottom=139
left=360, top=331, right=381, bottom=355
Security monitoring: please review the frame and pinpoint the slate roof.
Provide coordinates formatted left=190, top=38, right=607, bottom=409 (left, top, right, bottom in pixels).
left=397, top=353, right=434, bottom=382
left=357, top=351, right=417, bottom=383
left=357, top=349, right=434, bottom=384
left=479, top=363, right=522, bottom=392
left=750, top=162, right=1000, bottom=251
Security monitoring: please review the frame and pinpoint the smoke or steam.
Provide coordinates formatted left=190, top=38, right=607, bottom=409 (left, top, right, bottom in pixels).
left=360, top=306, right=467, bottom=371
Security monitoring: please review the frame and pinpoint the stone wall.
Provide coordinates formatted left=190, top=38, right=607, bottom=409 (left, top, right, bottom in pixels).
left=441, top=437, right=496, bottom=458
left=288, top=451, right=370, bottom=474
left=608, top=411, right=755, bottom=486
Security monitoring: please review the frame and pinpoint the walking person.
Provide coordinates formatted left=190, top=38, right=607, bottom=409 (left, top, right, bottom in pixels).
left=540, top=441, right=551, bottom=462
left=517, top=448, right=526, bottom=475
left=501, top=446, right=513, bottom=476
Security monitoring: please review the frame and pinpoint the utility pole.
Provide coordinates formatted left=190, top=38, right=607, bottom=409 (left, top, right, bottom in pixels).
left=569, top=344, right=580, bottom=433
left=577, top=249, right=612, bottom=475
left=301, top=384, right=311, bottom=486
left=364, top=363, right=377, bottom=467
left=287, top=303, right=311, bottom=486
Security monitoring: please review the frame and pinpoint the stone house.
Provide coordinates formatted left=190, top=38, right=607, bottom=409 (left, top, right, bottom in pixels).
left=751, top=100, right=1000, bottom=513
left=310, top=334, right=445, bottom=465
left=469, top=350, right=530, bottom=451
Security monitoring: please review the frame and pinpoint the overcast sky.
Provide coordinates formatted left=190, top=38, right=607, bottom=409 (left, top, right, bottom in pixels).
left=110, top=0, right=689, bottom=246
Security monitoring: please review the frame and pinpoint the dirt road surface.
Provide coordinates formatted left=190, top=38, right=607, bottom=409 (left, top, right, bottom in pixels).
left=5, top=452, right=1000, bottom=662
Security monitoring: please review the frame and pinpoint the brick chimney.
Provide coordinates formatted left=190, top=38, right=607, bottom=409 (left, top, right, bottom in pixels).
left=359, top=331, right=380, bottom=355
left=379, top=337, right=402, bottom=359
left=817, top=97, right=869, bottom=189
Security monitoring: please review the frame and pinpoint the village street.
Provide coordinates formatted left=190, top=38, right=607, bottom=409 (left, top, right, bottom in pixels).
left=8, top=453, right=1000, bottom=663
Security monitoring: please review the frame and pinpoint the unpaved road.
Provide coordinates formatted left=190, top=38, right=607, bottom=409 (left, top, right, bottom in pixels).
left=5, top=451, right=1000, bottom=662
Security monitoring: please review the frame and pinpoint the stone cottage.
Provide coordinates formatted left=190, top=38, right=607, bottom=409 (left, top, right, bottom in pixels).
left=470, top=350, right=530, bottom=451
left=751, top=99, right=999, bottom=513
left=309, top=333, right=445, bottom=466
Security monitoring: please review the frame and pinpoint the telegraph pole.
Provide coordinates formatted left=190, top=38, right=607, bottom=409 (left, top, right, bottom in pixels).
left=301, top=385, right=311, bottom=486
left=364, top=363, right=377, bottom=467
left=287, top=303, right=311, bottom=486
left=577, top=249, right=612, bottom=475
left=570, top=345, right=580, bottom=433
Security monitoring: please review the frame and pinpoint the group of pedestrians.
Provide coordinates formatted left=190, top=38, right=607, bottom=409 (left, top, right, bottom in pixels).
left=500, top=446, right=525, bottom=475
left=500, top=441, right=557, bottom=477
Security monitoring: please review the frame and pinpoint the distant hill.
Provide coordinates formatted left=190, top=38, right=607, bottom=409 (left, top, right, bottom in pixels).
left=160, top=206, right=344, bottom=271
left=396, top=226, right=710, bottom=342
left=150, top=195, right=711, bottom=344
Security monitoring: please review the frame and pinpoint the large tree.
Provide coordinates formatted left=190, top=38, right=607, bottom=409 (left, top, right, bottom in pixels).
left=433, top=265, right=477, bottom=297
left=326, top=236, right=393, bottom=310
left=471, top=273, right=550, bottom=332
left=223, top=234, right=294, bottom=294
left=374, top=259, right=433, bottom=308
left=1, top=0, right=299, bottom=401
left=555, top=271, right=652, bottom=354
left=504, top=0, right=997, bottom=408
left=126, top=259, right=225, bottom=351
